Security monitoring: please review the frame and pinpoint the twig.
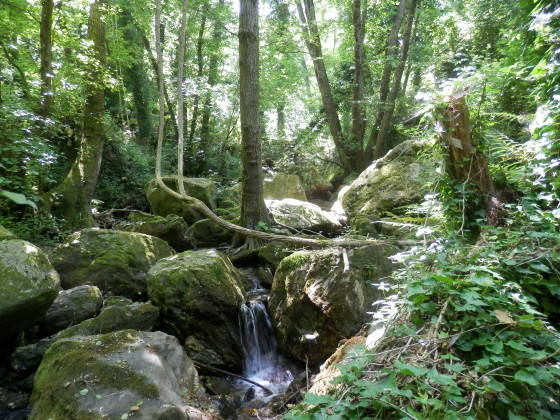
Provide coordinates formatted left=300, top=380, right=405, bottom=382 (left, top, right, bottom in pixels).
left=193, top=360, right=273, bottom=396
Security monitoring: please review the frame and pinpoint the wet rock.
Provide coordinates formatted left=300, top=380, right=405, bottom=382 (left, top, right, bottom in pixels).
left=114, top=212, right=195, bottom=252
left=145, top=176, right=218, bottom=224
left=49, top=228, right=174, bottom=300
left=39, top=284, right=103, bottom=336
left=268, top=243, right=399, bottom=365
left=0, top=234, right=60, bottom=340
left=29, top=330, right=218, bottom=420
left=147, top=249, right=251, bottom=371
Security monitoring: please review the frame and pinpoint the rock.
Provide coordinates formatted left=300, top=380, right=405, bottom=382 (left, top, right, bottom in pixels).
left=147, top=249, right=251, bottom=371
left=39, top=285, right=103, bottom=336
left=57, top=297, right=159, bottom=339
left=217, top=182, right=242, bottom=207
left=145, top=176, right=218, bottom=224
left=288, top=164, right=333, bottom=199
left=115, top=212, right=195, bottom=252
left=268, top=243, right=399, bottom=365
left=0, top=225, right=17, bottom=240
left=263, top=173, right=307, bottom=201
left=257, top=243, right=298, bottom=273
left=185, top=219, right=234, bottom=248
left=266, top=198, right=345, bottom=236
left=0, top=237, right=60, bottom=340
left=49, top=229, right=174, bottom=300
left=29, top=330, right=218, bottom=420
left=340, top=139, right=437, bottom=219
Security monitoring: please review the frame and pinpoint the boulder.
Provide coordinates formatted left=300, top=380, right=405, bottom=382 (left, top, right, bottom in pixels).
left=263, top=173, right=307, bottom=201
left=0, top=237, right=60, bottom=340
left=340, top=139, right=437, bottom=219
left=147, top=249, right=251, bottom=370
left=39, top=285, right=103, bottom=336
left=145, top=176, right=218, bottom=224
left=114, top=212, right=195, bottom=252
left=49, top=229, right=174, bottom=300
left=289, top=164, right=333, bottom=199
left=0, top=225, right=17, bottom=240
left=268, top=243, right=399, bottom=365
left=185, top=219, right=234, bottom=248
left=266, top=198, right=345, bottom=236
left=217, top=182, right=242, bottom=207
left=58, top=297, right=159, bottom=339
left=29, top=330, right=217, bottom=420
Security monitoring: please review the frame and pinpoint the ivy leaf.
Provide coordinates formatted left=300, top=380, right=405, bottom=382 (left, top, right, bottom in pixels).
left=514, top=369, right=539, bottom=386
left=79, top=388, right=89, bottom=396
left=394, top=360, right=428, bottom=377
left=304, top=393, right=333, bottom=406
left=487, top=378, right=505, bottom=392
left=506, top=340, right=535, bottom=354
left=0, top=189, right=38, bottom=210
left=494, top=310, right=516, bottom=324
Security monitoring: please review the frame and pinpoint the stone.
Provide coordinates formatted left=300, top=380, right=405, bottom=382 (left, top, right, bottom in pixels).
left=49, top=229, right=174, bottom=300
left=0, top=225, right=17, bottom=240
left=0, top=238, right=60, bottom=339
left=268, top=243, right=399, bottom=365
left=29, top=330, right=217, bottom=420
left=185, top=219, right=234, bottom=248
left=114, top=212, right=195, bottom=252
left=39, top=285, right=103, bottom=336
left=266, top=198, right=346, bottom=236
left=288, top=164, right=333, bottom=199
left=145, top=176, right=218, bottom=224
left=147, top=249, right=251, bottom=371
left=340, top=139, right=437, bottom=219
left=263, top=173, right=307, bottom=201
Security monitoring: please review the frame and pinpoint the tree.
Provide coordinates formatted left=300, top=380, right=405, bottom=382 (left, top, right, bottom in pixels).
left=39, top=0, right=54, bottom=115
left=43, top=0, right=107, bottom=227
left=238, top=0, right=272, bottom=248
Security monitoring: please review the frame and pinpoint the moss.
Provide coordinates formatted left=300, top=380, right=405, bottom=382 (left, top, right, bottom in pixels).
left=276, top=250, right=311, bottom=274
left=31, top=331, right=159, bottom=419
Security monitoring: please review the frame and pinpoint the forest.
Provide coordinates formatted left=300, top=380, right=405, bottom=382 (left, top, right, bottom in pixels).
left=0, top=0, right=559, bottom=418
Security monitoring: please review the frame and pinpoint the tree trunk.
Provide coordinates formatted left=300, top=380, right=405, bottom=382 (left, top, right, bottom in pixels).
left=364, top=0, right=406, bottom=161
left=43, top=0, right=106, bottom=228
left=188, top=14, right=206, bottom=147
left=352, top=0, right=367, bottom=171
left=374, top=0, right=417, bottom=159
left=239, top=0, right=271, bottom=248
left=39, top=0, right=54, bottom=115
left=296, top=0, right=353, bottom=174
left=176, top=0, right=188, bottom=195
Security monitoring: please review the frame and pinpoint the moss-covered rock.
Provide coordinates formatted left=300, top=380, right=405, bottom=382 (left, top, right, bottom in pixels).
left=288, top=164, right=333, bottom=199
left=0, top=225, right=17, bottom=240
left=340, top=139, right=437, bottom=218
left=39, top=285, right=103, bottom=335
left=147, top=250, right=251, bottom=371
left=268, top=243, right=399, bottom=365
left=257, top=243, right=299, bottom=273
left=266, top=198, right=346, bottom=236
left=145, top=176, right=218, bottom=224
left=114, top=212, right=195, bottom=252
left=263, top=173, right=307, bottom=201
left=0, top=238, right=60, bottom=339
left=185, top=219, right=234, bottom=248
left=49, top=229, right=174, bottom=300
left=29, top=330, right=216, bottom=420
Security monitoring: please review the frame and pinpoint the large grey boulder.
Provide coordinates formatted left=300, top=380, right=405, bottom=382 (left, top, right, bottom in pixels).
left=49, top=229, right=174, bottom=300
left=268, top=243, right=399, bottom=365
left=266, top=198, right=345, bottom=236
left=288, top=164, right=333, bottom=199
left=29, top=330, right=217, bottom=420
left=0, top=234, right=60, bottom=339
left=147, top=249, right=251, bottom=371
left=185, top=219, right=234, bottom=248
left=340, top=140, right=437, bottom=220
left=39, top=285, right=103, bottom=335
left=114, top=212, right=195, bottom=252
left=263, top=173, right=307, bottom=201
left=145, top=176, right=218, bottom=224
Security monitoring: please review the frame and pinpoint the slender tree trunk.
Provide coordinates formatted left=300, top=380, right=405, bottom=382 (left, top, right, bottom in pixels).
left=239, top=0, right=271, bottom=249
left=364, top=0, right=407, bottom=161
left=43, top=0, right=106, bottom=228
left=352, top=0, right=367, bottom=171
left=374, top=0, right=417, bottom=159
left=177, top=0, right=188, bottom=195
left=39, top=0, right=54, bottom=115
left=296, top=0, right=353, bottom=174
left=188, top=14, right=206, bottom=146
left=0, top=40, right=30, bottom=100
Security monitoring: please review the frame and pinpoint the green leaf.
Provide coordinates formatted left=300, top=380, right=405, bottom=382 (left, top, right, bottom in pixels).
left=432, top=275, right=453, bottom=285
left=407, top=284, right=427, bottom=297
left=304, top=393, right=333, bottom=406
left=120, top=415, right=128, bottom=420
left=506, top=340, right=535, bottom=354
left=394, top=360, right=428, bottom=377
left=79, top=389, right=89, bottom=396
left=0, top=189, right=38, bottom=210
left=471, top=274, right=494, bottom=287
left=514, top=369, right=539, bottom=386
left=487, top=378, right=505, bottom=392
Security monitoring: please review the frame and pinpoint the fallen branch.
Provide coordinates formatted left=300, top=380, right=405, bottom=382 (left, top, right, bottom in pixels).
left=193, top=360, right=273, bottom=396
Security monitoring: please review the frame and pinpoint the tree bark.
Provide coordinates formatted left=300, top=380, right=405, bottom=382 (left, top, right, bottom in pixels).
left=188, top=14, right=206, bottom=147
left=296, top=0, right=353, bottom=175
left=39, top=0, right=54, bottom=115
left=374, top=0, right=417, bottom=159
left=177, top=0, right=188, bottom=195
left=239, top=0, right=272, bottom=249
left=352, top=0, right=367, bottom=170
left=43, top=0, right=106, bottom=228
